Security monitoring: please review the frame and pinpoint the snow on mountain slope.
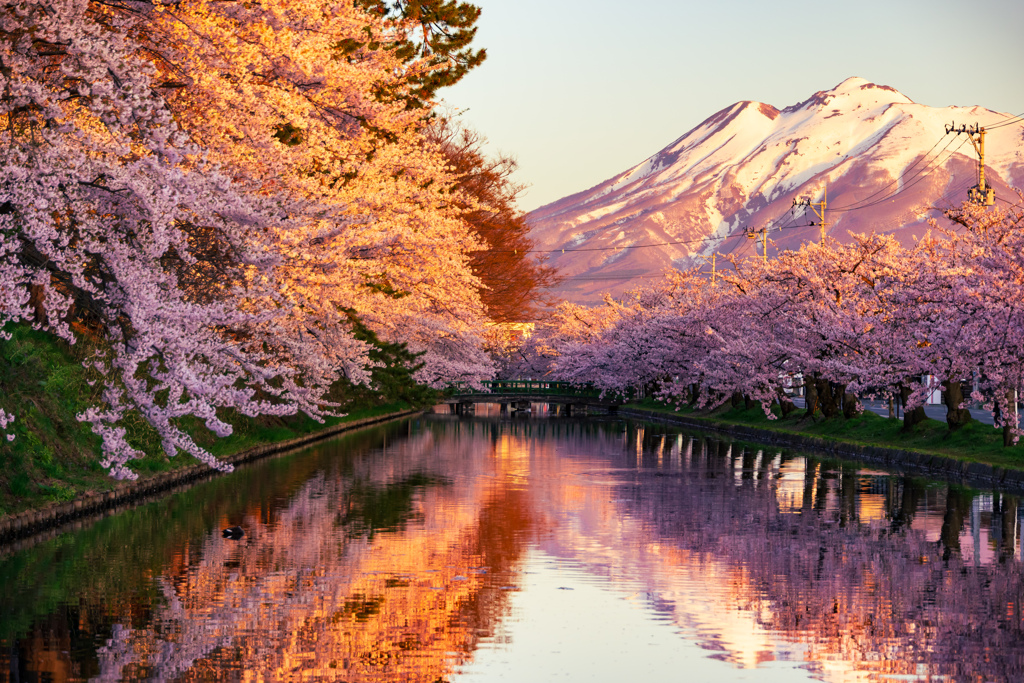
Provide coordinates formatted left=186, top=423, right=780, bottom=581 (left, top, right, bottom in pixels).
left=527, top=78, right=1024, bottom=304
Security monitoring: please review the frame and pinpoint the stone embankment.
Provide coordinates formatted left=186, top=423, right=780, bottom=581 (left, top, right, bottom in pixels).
left=0, top=409, right=421, bottom=547
left=619, top=407, right=1024, bottom=494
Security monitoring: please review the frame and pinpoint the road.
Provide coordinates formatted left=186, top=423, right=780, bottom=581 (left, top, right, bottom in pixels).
left=790, top=396, right=997, bottom=426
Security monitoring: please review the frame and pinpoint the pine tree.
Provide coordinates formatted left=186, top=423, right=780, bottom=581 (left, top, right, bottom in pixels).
left=357, top=0, right=486, bottom=106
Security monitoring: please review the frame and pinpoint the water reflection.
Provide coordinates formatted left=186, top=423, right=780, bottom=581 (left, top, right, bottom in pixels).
left=1, top=412, right=1023, bottom=682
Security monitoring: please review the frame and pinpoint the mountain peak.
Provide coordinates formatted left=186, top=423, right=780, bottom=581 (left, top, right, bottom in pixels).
left=785, top=77, right=914, bottom=114
left=527, top=81, right=1023, bottom=304
left=834, top=76, right=913, bottom=101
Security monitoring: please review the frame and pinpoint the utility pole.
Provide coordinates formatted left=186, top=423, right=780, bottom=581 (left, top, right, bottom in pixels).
left=946, top=122, right=995, bottom=206
left=745, top=227, right=768, bottom=264
left=693, top=252, right=718, bottom=284
left=793, top=187, right=829, bottom=242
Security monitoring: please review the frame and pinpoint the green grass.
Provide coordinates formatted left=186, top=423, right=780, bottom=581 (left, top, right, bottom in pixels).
left=626, top=397, right=1024, bottom=472
left=169, top=401, right=415, bottom=461
left=0, top=325, right=423, bottom=519
left=0, top=326, right=108, bottom=517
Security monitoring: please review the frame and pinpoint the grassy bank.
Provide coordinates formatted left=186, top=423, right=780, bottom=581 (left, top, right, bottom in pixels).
left=0, top=326, right=429, bottom=519
left=627, top=398, right=1024, bottom=472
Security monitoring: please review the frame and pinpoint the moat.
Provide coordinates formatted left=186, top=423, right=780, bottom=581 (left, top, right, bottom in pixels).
left=2, top=405, right=1022, bottom=682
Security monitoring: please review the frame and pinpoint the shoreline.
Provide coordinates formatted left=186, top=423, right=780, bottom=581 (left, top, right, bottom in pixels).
left=0, top=408, right=421, bottom=548
left=9, top=402, right=1024, bottom=550
left=618, top=406, right=1024, bottom=494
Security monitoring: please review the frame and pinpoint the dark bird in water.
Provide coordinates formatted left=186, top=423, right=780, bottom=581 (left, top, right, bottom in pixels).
left=222, top=525, right=244, bottom=539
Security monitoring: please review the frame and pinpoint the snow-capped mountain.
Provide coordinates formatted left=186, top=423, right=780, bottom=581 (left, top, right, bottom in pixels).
left=527, top=77, right=1024, bottom=303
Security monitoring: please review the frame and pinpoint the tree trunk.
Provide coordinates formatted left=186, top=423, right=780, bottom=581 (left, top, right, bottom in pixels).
left=940, top=486, right=972, bottom=560
left=817, top=378, right=840, bottom=418
left=731, top=392, right=744, bottom=408
left=29, top=283, right=47, bottom=325
left=942, top=380, right=973, bottom=431
left=777, top=391, right=796, bottom=418
left=842, top=392, right=861, bottom=419
left=998, top=495, right=1018, bottom=560
left=1003, top=388, right=1017, bottom=447
left=744, top=394, right=757, bottom=411
left=899, top=384, right=927, bottom=431
left=804, top=371, right=819, bottom=420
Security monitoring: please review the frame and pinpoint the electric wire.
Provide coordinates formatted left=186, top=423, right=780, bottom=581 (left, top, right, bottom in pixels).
left=483, top=134, right=972, bottom=259
left=828, top=132, right=953, bottom=211
left=985, top=112, right=1024, bottom=130
left=719, top=208, right=789, bottom=261
left=995, top=195, right=1024, bottom=210
left=547, top=274, right=675, bottom=282
left=829, top=136, right=971, bottom=214
left=476, top=108, right=1020, bottom=264
left=933, top=181, right=974, bottom=211
left=720, top=135, right=969, bottom=256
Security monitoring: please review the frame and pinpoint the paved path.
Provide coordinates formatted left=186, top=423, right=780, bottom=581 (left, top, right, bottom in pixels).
left=791, top=397, right=997, bottom=426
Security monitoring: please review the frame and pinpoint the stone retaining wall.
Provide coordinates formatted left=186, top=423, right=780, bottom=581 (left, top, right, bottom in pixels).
left=0, top=409, right=422, bottom=546
left=618, top=407, right=1024, bottom=494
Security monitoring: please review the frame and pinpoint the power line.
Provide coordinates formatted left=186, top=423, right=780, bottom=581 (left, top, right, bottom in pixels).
left=828, top=132, right=952, bottom=211
left=484, top=221, right=778, bottom=257
left=514, top=191, right=1015, bottom=290
left=483, top=111, right=1017, bottom=261
left=493, top=136, right=970, bottom=260
left=933, top=176, right=974, bottom=209
left=480, top=231, right=747, bottom=255
left=830, top=136, right=971, bottom=214
left=985, top=111, right=1024, bottom=130
left=486, top=202, right=803, bottom=258
left=553, top=274, right=675, bottom=282
left=995, top=195, right=1024, bottom=210
left=719, top=207, right=808, bottom=261
left=830, top=135, right=963, bottom=212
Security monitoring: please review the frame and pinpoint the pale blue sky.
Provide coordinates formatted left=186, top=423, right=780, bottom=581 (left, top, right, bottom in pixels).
left=442, top=0, right=1024, bottom=212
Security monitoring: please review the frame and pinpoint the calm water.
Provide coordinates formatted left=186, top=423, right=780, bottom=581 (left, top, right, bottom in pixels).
left=2, top=406, right=1023, bottom=682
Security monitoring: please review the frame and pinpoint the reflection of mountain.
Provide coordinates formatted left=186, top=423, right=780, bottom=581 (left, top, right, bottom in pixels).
left=2, top=419, right=1023, bottom=682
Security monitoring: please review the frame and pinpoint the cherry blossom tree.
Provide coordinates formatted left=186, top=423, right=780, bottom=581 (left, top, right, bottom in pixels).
left=0, top=0, right=493, bottom=476
left=747, top=235, right=924, bottom=421
left=901, top=200, right=1024, bottom=443
left=547, top=205, right=1024, bottom=446
left=146, top=0, right=495, bottom=386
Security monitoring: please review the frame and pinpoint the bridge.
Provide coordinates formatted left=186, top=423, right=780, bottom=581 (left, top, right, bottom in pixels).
left=443, top=380, right=623, bottom=416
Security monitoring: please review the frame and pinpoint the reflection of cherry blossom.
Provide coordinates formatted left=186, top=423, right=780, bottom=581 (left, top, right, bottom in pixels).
left=6, top=420, right=1024, bottom=681
left=87, top=428, right=528, bottom=682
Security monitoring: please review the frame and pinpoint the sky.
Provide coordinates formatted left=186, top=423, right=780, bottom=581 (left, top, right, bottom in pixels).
left=441, top=0, right=1024, bottom=213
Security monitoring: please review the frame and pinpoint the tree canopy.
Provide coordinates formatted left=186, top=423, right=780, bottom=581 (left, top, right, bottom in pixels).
left=514, top=200, right=1024, bottom=444
left=356, top=0, right=486, bottom=107
left=0, top=0, right=499, bottom=477
left=429, top=119, right=560, bottom=323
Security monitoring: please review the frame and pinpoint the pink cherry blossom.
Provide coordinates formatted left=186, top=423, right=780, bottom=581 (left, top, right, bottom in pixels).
left=1, top=0, right=494, bottom=477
